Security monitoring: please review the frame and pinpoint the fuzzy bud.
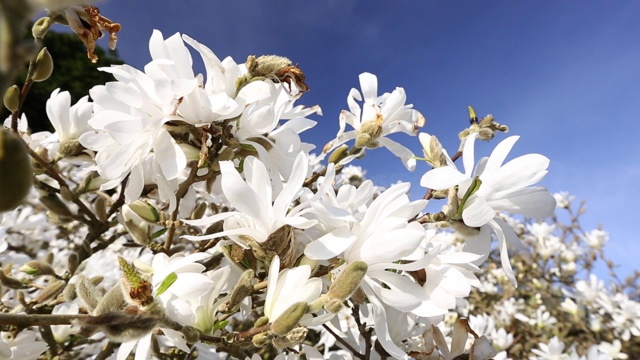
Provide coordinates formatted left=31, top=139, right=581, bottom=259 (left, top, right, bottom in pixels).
left=76, top=275, right=101, bottom=312
left=354, top=133, right=372, bottom=149
left=181, top=325, right=200, bottom=344
left=223, top=269, right=254, bottom=313
left=118, top=257, right=154, bottom=307
left=0, top=271, right=25, bottom=289
left=31, top=47, right=54, bottom=82
left=3, top=85, right=20, bottom=112
left=40, top=194, right=73, bottom=218
left=419, top=133, right=447, bottom=168
left=272, top=327, right=308, bottom=349
left=34, top=279, right=65, bottom=304
left=325, top=261, right=367, bottom=303
left=0, top=129, right=33, bottom=212
left=67, top=252, right=80, bottom=274
left=270, top=301, right=308, bottom=336
left=19, top=260, right=56, bottom=276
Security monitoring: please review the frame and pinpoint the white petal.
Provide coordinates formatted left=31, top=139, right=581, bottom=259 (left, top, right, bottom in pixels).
left=358, top=72, right=378, bottom=103
left=421, top=166, right=468, bottom=190
left=489, top=187, right=557, bottom=218
left=462, top=132, right=478, bottom=177
left=377, top=137, right=416, bottom=171
left=462, top=196, right=496, bottom=227
left=484, top=135, right=520, bottom=174
left=304, top=227, right=357, bottom=260
left=153, top=129, right=187, bottom=180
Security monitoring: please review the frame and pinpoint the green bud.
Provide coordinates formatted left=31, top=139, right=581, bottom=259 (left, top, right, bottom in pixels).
left=254, top=316, right=269, bottom=328
left=94, top=196, right=108, bottom=222
left=190, top=202, right=207, bottom=220
left=31, top=47, right=54, bottom=82
left=0, top=129, right=33, bottom=212
left=328, top=144, right=349, bottom=164
left=325, top=261, right=368, bottom=302
left=40, top=193, right=73, bottom=218
left=322, top=298, right=344, bottom=313
left=252, top=332, right=271, bottom=348
left=3, top=85, right=20, bottom=112
left=63, top=282, right=76, bottom=302
left=181, top=325, right=200, bottom=344
left=19, top=260, right=56, bottom=276
left=67, top=252, right=79, bottom=274
left=354, top=133, right=372, bottom=149
left=271, top=301, right=308, bottom=336
left=128, top=200, right=160, bottom=223
left=223, top=269, right=254, bottom=313
left=32, top=17, right=54, bottom=40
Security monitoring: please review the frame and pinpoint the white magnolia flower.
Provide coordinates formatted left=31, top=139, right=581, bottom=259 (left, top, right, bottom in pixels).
left=322, top=72, right=424, bottom=170
left=183, top=153, right=316, bottom=247
left=46, top=88, right=93, bottom=145
left=0, top=330, right=48, bottom=360
left=582, top=229, right=609, bottom=249
left=264, top=255, right=322, bottom=324
left=421, top=133, right=556, bottom=285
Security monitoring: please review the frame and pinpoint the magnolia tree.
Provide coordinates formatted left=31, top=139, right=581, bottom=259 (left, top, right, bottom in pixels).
left=1, top=3, right=638, bottom=360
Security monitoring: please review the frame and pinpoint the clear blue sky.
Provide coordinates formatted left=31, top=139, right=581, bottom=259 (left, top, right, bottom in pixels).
left=91, top=1, right=640, bottom=279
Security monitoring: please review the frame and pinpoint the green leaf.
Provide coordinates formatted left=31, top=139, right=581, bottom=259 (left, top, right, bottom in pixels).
left=155, top=272, right=177, bottom=297
left=213, top=320, right=229, bottom=332
left=152, top=228, right=168, bottom=239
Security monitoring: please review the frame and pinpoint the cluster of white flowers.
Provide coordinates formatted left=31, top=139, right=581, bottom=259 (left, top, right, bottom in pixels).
left=2, top=17, right=637, bottom=360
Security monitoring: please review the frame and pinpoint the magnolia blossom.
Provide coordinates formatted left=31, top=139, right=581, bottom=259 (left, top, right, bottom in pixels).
left=421, top=133, right=556, bottom=285
left=182, top=153, right=316, bottom=247
left=322, top=72, right=424, bottom=170
left=0, top=330, right=48, bottom=360
left=265, top=255, right=322, bottom=325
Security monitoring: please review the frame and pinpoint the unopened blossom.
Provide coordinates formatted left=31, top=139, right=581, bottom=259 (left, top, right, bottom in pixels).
left=421, top=133, right=556, bottom=285
left=45, top=88, right=93, bottom=158
left=264, top=255, right=322, bottom=325
left=322, top=72, right=424, bottom=170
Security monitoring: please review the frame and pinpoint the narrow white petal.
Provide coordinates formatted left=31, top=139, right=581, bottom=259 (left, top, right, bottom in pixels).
left=484, top=135, right=520, bottom=174
left=462, top=132, right=478, bottom=177
left=377, top=137, right=416, bottom=171
left=358, top=72, right=378, bottom=103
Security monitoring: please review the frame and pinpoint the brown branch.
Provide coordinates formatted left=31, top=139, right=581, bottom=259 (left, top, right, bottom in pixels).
left=0, top=313, right=89, bottom=326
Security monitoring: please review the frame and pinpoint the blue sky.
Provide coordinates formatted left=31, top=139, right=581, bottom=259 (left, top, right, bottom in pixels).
left=90, top=1, right=639, bottom=278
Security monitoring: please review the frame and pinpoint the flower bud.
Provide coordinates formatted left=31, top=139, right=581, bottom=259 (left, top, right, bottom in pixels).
left=223, top=269, right=254, bottom=313
left=32, top=16, right=53, bottom=40
left=34, top=279, right=66, bottom=304
left=76, top=275, right=101, bottom=312
left=128, top=200, right=160, bottom=223
left=354, top=133, right=371, bottom=149
left=270, top=301, right=308, bottom=336
left=118, top=257, right=154, bottom=307
left=123, top=205, right=151, bottom=246
left=93, top=196, right=108, bottom=222
left=181, top=325, right=200, bottom=344
left=40, top=193, right=73, bottom=218
left=272, top=327, right=308, bottom=349
left=0, top=270, right=25, bottom=289
left=325, top=261, right=367, bottom=303
left=0, top=129, right=33, bottom=212
left=31, top=47, right=54, bottom=82
left=19, top=260, right=56, bottom=276
left=251, top=333, right=271, bottom=348
left=3, top=85, right=20, bottom=112
left=57, top=138, right=85, bottom=158
left=419, top=133, right=447, bottom=168
left=328, top=144, right=349, bottom=164
left=67, top=252, right=80, bottom=274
